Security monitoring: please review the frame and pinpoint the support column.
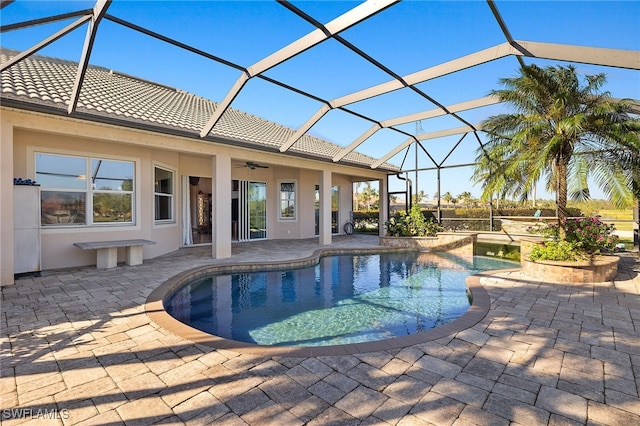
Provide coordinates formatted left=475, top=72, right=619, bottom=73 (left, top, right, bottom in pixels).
left=379, top=177, right=388, bottom=237
left=319, top=169, right=332, bottom=246
left=213, top=154, right=232, bottom=258
left=1, top=121, right=14, bottom=286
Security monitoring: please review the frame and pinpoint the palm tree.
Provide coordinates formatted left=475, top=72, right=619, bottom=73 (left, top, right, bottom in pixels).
left=359, top=181, right=378, bottom=211
left=474, top=64, right=640, bottom=237
left=412, top=190, right=427, bottom=205
left=458, top=191, right=473, bottom=207
left=442, top=192, right=453, bottom=208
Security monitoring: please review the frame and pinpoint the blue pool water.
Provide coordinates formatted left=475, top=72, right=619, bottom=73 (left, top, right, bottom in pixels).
left=166, top=252, right=516, bottom=347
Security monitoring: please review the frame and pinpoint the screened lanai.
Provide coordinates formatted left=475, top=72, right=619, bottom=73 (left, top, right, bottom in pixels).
left=1, top=0, right=639, bottom=205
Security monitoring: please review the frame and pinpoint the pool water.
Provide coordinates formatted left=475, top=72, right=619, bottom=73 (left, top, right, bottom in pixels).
left=166, top=252, right=516, bottom=347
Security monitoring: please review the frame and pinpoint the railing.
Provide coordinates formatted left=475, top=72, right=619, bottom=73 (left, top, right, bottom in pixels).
left=355, top=213, right=638, bottom=246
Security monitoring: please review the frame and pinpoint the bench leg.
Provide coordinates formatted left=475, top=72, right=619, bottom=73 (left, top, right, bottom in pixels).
left=126, top=245, right=144, bottom=266
left=96, top=247, right=118, bottom=269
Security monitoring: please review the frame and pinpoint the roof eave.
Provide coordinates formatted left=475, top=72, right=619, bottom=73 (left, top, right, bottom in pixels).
left=1, top=99, right=400, bottom=174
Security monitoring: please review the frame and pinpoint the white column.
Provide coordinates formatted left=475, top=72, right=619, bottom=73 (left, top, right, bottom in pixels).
left=213, top=154, right=232, bottom=258
left=1, top=121, right=15, bottom=285
left=379, top=177, right=388, bottom=237
left=319, top=169, right=332, bottom=246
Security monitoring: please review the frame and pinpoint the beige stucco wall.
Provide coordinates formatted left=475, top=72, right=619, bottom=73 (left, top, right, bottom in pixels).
left=2, top=107, right=389, bottom=283
left=14, top=128, right=180, bottom=270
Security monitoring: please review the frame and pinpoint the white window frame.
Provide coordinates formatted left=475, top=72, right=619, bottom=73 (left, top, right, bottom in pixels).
left=34, top=151, right=136, bottom=228
left=154, top=164, right=175, bottom=224
left=278, top=180, right=297, bottom=221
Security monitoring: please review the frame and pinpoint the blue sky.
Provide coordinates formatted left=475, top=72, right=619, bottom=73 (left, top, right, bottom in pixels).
left=2, top=0, right=639, bottom=201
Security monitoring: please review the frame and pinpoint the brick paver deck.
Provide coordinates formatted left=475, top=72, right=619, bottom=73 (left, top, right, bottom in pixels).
left=2, top=235, right=639, bottom=425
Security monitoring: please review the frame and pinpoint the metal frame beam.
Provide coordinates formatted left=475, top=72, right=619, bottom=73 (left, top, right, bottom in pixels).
left=515, top=41, right=640, bottom=70
left=67, top=0, right=111, bottom=114
left=280, top=38, right=637, bottom=161
left=383, top=96, right=500, bottom=128
left=280, top=43, right=515, bottom=153
left=371, top=125, right=480, bottom=169
left=279, top=104, right=332, bottom=152
left=332, top=124, right=382, bottom=162
left=332, top=96, right=500, bottom=162
left=199, top=0, right=398, bottom=138
left=334, top=43, right=517, bottom=108
left=0, top=9, right=91, bottom=32
left=1, top=0, right=637, bottom=178
left=486, top=0, right=527, bottom=68
left=0, top=15, right=91, bottom=72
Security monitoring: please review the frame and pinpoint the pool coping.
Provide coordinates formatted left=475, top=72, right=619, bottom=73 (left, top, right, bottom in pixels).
left=145, top=247, right=520, bottom=357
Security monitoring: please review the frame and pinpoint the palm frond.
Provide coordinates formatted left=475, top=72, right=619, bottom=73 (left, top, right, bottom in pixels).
left=474, top=64, right=639, bottom=219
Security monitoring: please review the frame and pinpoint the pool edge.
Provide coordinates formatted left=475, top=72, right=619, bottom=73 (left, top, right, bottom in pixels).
left=145, top=248, right=518, bottom=357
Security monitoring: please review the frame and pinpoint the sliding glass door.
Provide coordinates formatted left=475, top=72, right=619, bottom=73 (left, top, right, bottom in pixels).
left=237, top=180, right=266, bottom=241
left=315, top=184, right=339, bottom=235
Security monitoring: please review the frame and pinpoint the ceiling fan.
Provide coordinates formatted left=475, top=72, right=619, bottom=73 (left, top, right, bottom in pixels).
left=237, top=161, right=269, bottom=170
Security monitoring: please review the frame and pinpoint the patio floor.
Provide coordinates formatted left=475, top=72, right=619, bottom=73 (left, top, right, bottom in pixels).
left=1, top=235, right=639, bottom=425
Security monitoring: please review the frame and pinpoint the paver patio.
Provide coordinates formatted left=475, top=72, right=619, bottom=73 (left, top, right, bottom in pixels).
left=1, top=235, right=639, bottom=425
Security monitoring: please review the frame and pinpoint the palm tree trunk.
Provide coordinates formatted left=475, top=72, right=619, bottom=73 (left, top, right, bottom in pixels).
left=532, top=183, right=537, bottom=208
left=556, top=160, right=569, bottom=239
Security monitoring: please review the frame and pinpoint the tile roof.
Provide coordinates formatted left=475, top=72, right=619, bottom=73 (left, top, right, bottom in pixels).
left=1, top=48, right=398, bottom=172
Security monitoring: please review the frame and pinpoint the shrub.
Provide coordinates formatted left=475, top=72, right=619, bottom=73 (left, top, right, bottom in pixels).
left=352, top=211, right=379, bottom=233
left=564, top=217, right=619, bottom=255
left=385, top=205, right=444, bottom=237
left=527, top=217, right=619, bottom=260
left=529, top=240, right=586, bottom=261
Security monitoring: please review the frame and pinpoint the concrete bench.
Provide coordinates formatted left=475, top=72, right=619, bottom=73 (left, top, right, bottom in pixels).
left=74, top=239, right=155, bottom=269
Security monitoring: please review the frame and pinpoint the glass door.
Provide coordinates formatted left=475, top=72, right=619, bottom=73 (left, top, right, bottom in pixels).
left=238, top=180, right=266, bottom=241
left=315, top=184, right=340, bottom=235
left=183, top=176, right=212, bottom=245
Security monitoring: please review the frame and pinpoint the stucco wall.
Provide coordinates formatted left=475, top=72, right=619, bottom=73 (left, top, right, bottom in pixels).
left=15, top=128, right=180, bottom=269
left=2, top=108, right=388, bottom=281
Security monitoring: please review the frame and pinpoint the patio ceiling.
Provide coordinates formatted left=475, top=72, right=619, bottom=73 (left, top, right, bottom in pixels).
left=1, top=0, right=639, bottom=183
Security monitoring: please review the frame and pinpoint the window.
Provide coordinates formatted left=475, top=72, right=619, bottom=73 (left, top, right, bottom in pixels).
left=154, top=166, right=174, bottom=222
left=36, top=153, right=134, bottom=226
left=279, top=181, right=296, bottom=220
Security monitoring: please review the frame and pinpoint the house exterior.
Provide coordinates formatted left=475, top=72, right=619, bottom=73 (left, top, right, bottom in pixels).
left=1, top=49, right=395, bottom=285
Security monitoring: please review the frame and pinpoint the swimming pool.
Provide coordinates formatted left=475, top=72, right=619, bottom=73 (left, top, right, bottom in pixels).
left=164, top=252, right=516, bottom=348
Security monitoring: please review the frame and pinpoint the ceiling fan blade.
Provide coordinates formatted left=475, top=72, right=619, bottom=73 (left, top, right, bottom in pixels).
left=246, top=162, right=268, bottom=169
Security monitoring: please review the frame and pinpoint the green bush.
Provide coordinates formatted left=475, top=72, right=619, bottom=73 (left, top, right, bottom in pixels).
left=353, top=210, right=380, bottom=234
left=384, top=205, right=444, bottom=237
left=352, top=211, right=379, bottom=233
left=529, top=240, right=585, bottom=261
left=527, top=217, right=620, bottom=260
